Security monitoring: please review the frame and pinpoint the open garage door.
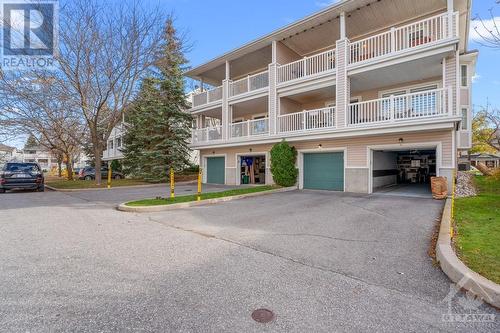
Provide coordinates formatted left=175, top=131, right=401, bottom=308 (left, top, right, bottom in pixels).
left=303, top=152, right=344, bottom=191
left=206, top=156, right=225, bottom=184
left=371, top=148, right=436, bottom=197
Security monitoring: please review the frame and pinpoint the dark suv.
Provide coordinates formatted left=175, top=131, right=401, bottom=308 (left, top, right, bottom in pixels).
left=0, top=162, right=44, bottom=193
left=78, top=166, right=124, bottom=181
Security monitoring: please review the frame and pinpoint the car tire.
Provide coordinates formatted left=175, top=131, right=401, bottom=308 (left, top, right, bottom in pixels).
left=0, top=189, right=5, bottom=194
left=37, top=185, right=45, bottom=192
left=114, top=175, right=122, bottom=180
left=84, top=175, right=93, bottom=181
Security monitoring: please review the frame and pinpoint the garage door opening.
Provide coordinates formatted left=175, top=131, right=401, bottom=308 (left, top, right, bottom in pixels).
left=239, top=155, right=266, bottom=184
left=372, top=149, right=437, bottom=198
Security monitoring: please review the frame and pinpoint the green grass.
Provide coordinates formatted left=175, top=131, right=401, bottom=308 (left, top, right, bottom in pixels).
left=454, top=175, right=500, bottom=284
left=125, top=185, right=278, bottom=206
left=46, top=178, right=156, bottom=189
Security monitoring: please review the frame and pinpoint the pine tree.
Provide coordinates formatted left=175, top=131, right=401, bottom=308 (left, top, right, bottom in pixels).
left=123, top=18, right=193, bottom=182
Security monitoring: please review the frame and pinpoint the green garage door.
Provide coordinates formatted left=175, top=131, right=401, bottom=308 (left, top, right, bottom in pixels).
left=206, top=156, right=225, bottom=184
left=303, top=152, right=344, bottom=191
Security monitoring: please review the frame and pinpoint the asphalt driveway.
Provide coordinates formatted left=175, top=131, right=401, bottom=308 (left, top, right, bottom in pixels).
left=0, top=189, right=497, bottom=332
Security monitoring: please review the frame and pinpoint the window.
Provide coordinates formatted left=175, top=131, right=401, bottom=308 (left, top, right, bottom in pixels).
left=461, top=108, right=468, bottom=130
left=116, top=137, right=122, bottom=148
left=461, top=65, right=468, bottom=87
left=108, top=140, right=113, bottom=150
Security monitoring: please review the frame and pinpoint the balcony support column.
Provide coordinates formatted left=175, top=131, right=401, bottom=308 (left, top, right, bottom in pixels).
left=222, top=79, right=230, bottom=140
left=335, top=38, right=349, bottom=128
left=340, top=12, right=346, bottom=39
left=268, top=62, right=278, bottom=135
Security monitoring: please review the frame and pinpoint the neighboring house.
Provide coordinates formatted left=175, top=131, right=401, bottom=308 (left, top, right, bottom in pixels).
left=21, top=145, right=59, bottom=171
left=103, top=116, right=200, bottom=166
left=469, top=153, right=500, bottom=169
left=185, top=0, right=476, bottom=193
left=0, top=144, right=16, bottom=164
left=102, top=122, right=127, bottom=162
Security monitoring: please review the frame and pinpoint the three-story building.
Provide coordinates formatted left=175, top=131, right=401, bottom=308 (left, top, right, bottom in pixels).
left=186, top=0, right=476, bottom=194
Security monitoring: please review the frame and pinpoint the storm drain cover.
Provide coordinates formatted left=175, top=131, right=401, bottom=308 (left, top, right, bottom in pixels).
left=251, top=309, right=274, bottom=323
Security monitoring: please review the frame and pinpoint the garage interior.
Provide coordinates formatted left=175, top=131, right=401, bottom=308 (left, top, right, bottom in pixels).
left=239, top=155, right=266, bottom=184
left=372, top=149, right=437, bottom=197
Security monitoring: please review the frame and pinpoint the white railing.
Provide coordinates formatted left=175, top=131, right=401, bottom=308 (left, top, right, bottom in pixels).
left=230, top=71, right=269, bottom=97
left=278, top=107, right=336, bottom=133
left=230, top=118, right=269, bottom=138
left=191, top=126, right=223, bottom=144
left=278, top=49, right=336, bottom=84
left=348, top=88, right=449, bottom=126
left=349, top=12, right=458, bottom=64
left=192, top=85, right=223, bottom=107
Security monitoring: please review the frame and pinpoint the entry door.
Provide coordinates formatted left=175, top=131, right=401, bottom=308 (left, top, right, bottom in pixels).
left=303, top=152, right=344, bottom=191
left=206, top=157, right=225, bottom=184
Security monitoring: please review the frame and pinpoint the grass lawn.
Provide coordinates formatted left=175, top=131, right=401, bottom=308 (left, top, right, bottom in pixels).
left=46, top=178, right=155, bottom=189
left=454, top=175, right=500, bottom=284
left=125, top=185, right=278, bottom=206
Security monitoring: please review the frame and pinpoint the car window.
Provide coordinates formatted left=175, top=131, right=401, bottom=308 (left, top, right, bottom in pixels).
left=5, top=163, right=40, bottom=172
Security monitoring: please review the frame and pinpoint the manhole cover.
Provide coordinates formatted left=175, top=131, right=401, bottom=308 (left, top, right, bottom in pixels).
left=251, top=309, right=274, bottom=323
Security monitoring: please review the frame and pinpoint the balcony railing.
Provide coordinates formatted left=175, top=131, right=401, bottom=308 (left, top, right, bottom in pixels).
left=347, top=88, right=449, bottom=126
left=192, top=85, right=223, bottom=108
left=278, top=107, right=336, bottom=133
left=277, top=48, right=335, bottom=84
left=348, top=12, right=458, bottom=64
left=191, top=126, right=223, bottom=144
left=230, top=118, right=269, bottom=138
left=230, top=70, right=269, bottom=97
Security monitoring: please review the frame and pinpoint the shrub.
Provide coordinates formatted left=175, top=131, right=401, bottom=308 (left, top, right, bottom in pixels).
left=270, top=140, right=298, bottom=187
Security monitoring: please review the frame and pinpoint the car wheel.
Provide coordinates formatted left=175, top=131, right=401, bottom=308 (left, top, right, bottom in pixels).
left=37, top=185, right=45, bottom=192
left=114, top=175, right=122, bottom=180
left=0, top=189, right=5, bottom=194
left=84, top=175, right=93, bottom=181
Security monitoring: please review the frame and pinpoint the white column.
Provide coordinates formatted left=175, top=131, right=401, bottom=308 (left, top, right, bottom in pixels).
left=225, top=60, right=230, bottom=80
left=340, top=12, right=346, bottom=39
left=200, top=78, right=204, bottom=92
left=222, top=79, right=229, bottom=140
left=447, top=0, right=453, bottom=12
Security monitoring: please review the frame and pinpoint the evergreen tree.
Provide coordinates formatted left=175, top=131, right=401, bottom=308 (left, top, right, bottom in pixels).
left=123, top=18, right=192, bottom=182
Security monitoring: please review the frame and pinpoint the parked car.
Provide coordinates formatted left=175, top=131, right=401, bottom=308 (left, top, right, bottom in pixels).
left=0, top=162, right=44, bottom=193
left=78, top=166, right=124, bottom=181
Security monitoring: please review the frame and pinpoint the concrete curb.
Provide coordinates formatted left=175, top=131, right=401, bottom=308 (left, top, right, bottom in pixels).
left=45, top=180, right=197, bottom=192
left=117, top=186, right=297, bottom=213
left=436, top=198, right=500, bottom=308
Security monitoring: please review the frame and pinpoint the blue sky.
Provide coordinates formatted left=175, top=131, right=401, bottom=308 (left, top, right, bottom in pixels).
left=169, top=0, right=499, bottom=109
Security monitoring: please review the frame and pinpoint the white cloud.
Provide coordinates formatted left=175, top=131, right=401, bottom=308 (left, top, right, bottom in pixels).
left=472, top=74, right=481, bottom=83
left=470, top=17, right=500, bottom=42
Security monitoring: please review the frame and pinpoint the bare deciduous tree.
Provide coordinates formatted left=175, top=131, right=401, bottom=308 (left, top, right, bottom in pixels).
left=472, top=1, right=500, bottom=48
left=0, top=0, right=165, bottom=184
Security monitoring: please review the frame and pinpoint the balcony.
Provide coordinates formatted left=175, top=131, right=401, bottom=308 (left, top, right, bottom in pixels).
left=230, top=118, right=269, bottom=139
left=191, top=126, right=223, bottom=144
left=192, top=85, right=223, bottom=108
left=347, top=88, right=450, bottom=127
left=230, top=70, right=269, bottom=98
left=278, top=107, right=336, bottom=134
left=348, top=12, right=458, bottom=66
left=278, top=48, right=335, bottom=85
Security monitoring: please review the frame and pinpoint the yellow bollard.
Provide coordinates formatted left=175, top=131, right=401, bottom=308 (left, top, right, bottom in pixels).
left=107, top=163, right=112, bottom=189
left=197, top=168, right=202, bottom=201
left=170, top=167, right=175, bottom=199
